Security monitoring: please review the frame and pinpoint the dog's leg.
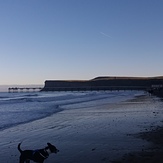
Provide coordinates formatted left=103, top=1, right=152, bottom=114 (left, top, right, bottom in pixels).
left=19, top=156, right=25, bottom=163
left=25, top=160, right=30, bottom=163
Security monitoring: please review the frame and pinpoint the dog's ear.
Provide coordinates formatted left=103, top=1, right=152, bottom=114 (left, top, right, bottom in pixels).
left=47, top=143, right=59, bottom=153
left=47, top=143, right=51, bottom=146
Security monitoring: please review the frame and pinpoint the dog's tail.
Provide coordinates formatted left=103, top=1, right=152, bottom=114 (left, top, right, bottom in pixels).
left=18, top=143, right=23, bottom=153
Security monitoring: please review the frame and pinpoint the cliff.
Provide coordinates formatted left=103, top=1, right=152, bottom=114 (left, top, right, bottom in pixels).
left=41, top=76, right=163, bottom=93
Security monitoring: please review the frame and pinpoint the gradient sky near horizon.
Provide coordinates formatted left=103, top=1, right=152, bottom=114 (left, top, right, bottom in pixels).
left=0, top=0, right=163, bottom=85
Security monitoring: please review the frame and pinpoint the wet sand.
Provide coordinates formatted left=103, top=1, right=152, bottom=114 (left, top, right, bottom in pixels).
left=0, top=95, right=163, bottom=163
left=113, top=126, right=163, bottom=163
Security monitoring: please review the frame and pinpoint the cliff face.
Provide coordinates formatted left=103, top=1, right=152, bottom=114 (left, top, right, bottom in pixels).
left=41, top=76, right=163, bottom=92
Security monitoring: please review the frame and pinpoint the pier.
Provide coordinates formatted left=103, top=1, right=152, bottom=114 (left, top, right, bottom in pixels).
left=8, top=87, right=43, bottom=93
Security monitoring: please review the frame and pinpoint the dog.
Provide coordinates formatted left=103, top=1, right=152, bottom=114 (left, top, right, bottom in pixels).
left=18, top=142, right=59, bottom=163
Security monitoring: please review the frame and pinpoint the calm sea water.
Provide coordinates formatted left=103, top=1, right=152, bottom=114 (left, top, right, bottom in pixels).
left=0, top=91, right=146, bottom=131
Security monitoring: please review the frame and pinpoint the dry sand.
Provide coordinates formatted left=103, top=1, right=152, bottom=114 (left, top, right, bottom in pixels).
left=0, top=95, right=163, bottom=163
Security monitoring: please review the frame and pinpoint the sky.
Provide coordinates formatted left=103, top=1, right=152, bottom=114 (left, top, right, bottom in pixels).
left=0, top=0, right=163, bottom=85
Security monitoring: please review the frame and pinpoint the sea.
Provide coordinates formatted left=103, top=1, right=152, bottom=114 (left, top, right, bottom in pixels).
left=0, top=90, right=159, bottom=132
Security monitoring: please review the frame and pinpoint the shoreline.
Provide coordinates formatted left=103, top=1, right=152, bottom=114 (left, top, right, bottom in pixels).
left=0, top=94, right=162, bottom=162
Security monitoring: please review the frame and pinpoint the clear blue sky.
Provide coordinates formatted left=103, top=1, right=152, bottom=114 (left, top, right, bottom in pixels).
left=0, top=0, right=163, bottom=85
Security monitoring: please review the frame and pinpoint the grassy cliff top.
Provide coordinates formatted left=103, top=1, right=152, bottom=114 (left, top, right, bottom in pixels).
left=91, top=76, right=163, bottom=81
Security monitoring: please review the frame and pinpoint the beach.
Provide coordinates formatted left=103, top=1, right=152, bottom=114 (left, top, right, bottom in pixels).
left=0, top=92, right=163, bottom=162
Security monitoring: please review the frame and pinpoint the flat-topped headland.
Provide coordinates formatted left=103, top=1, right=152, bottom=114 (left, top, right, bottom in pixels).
left=41, top=76, right=163, bottom=94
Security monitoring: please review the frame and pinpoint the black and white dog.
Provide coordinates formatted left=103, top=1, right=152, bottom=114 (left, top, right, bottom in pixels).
left=18, top=142, right=59, bottom=163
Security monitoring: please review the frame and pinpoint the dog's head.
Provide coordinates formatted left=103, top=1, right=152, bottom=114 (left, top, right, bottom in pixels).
left=47, top=143, right=59, bottom=153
